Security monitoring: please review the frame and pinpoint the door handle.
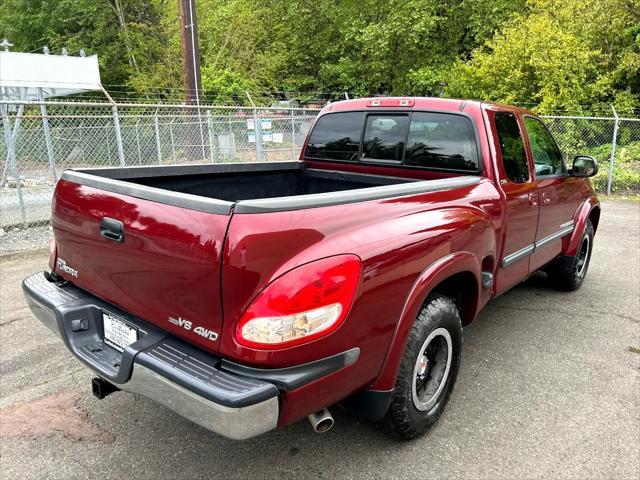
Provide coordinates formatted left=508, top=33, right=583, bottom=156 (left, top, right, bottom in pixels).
left=528, top=192, right=538, bottom=206
left=100, top=217, right=125, bottom=243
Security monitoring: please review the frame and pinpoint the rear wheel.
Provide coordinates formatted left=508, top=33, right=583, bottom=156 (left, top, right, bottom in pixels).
left=383, top=294, right=462, bottom=440
left=547, top=220, right=594, bottom=291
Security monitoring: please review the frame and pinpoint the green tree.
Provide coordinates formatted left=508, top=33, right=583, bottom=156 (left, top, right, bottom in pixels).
left=0, top=0, right=179, bottom=98
left=445, top=0, right=640, bottom=113
left=1, top=0, right=637, bottom=109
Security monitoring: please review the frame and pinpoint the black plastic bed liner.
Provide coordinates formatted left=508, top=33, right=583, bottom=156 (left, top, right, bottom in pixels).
left=60, top=161, right=481, bottom=215
left=75, top=161, right=413, bottom=202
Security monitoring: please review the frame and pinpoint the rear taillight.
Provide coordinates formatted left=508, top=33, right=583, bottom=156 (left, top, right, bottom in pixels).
left=236, top=255, right=361, bottom=349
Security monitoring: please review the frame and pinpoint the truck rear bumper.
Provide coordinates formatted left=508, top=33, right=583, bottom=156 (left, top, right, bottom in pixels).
left=22, top=271, right=279, bottom=440
left=112, top=364, right=278, bottom=440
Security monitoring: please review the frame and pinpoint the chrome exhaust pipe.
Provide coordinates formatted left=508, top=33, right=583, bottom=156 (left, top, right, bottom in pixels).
left=308, top=408, right=334, bottom=433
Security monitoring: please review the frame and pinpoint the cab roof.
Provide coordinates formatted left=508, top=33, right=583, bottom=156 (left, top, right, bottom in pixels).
left=320, top=96, right=533, bottom=116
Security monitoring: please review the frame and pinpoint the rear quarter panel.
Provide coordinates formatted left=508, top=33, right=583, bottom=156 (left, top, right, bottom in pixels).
left=221, top=179, right=502, bottom=425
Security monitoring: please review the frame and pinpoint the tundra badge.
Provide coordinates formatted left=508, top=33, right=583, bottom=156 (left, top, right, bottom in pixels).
left=56, top=258, right=78, bottom=277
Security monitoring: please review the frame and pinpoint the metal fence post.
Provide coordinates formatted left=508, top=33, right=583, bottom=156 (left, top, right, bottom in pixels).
left=206, top=109, right=215, bottom=163
left=79, top=120, right=86, bottom=165
left=38, top=89, right=57, bottom=181
left=228, top=117, right=233, bottom=160
left=169, top=117, right=176, bottom=163
left=135, top=119, right=142, bottom=165
left=153, top=110, right=162, bottom=164
left=290, top=109, right=297, bottom=147
left=607, top=106, right=619, bottom=195
left=1, top=103, right=24, bottom=186
left=1, top=103, right=27, bottom=223
left=112, top=105, right=125, bottom=166
left=104, top=124, right=113, bottom=162
left=198, top=108, right=207, bottom=161
left=253, top=109, right=264, bottom=162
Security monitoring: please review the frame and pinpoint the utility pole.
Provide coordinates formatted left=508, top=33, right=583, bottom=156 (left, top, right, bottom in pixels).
left=178, top=0, right=202, bottom=104
left=178, top=0, right=206, bottom=160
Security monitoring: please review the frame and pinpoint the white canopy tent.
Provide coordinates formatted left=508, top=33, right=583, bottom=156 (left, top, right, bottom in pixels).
left=0, top=50, right=110, bottom=219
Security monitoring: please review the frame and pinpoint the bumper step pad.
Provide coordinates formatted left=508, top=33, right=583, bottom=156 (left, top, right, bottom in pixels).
left=138, top=338, right=278, bottom=407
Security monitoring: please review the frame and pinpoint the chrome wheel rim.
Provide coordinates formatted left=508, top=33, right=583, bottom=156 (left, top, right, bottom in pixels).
left=577, top=235, right=590, bottom=277
left=412, top=328, right=452, bottom=412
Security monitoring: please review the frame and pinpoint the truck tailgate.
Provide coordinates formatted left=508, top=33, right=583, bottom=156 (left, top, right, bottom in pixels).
left=51, top=179, right=229, bottom=353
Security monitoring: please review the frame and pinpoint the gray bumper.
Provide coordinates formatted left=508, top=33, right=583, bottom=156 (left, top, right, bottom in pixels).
left=113, top=365, right=278, bottom=440
left=22, top=272, right=279, bottom=440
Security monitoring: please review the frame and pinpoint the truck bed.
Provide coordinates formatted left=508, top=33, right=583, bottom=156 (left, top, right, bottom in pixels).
left=62, top=161, right=479, bottom=214
left=126, top=164, right=412, bottom=202
left=68, top=161, right=413, bottom=202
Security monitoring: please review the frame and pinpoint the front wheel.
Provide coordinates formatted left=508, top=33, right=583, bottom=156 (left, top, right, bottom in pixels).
left=547, top=220, right=594, bottom=291
left=383, top=294, right=462, bottom=440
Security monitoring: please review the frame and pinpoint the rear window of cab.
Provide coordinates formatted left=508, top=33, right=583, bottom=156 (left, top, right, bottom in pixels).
left=305, top=111, right=480, bottom=172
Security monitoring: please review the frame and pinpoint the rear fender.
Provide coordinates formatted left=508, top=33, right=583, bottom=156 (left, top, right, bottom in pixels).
left=370, top=251, right=481, bottom=391
left=566, top=197, right=599, bottom=257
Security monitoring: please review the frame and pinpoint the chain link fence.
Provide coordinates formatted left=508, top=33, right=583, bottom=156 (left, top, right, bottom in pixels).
left=543, top=115, right=640, bottom=195
left=0, top=101, right=319, bottom=227
left=1, top=100, right=639, bottom=229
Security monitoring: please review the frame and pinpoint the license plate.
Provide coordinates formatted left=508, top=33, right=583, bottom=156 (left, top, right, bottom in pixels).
left=103, top=312, right=137, bottom=352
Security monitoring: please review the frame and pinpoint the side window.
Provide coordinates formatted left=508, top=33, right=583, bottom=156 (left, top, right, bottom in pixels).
left=494, top=112, right=529, bottom=183
left=405, top=112, right=479, bottom=171
left=524, top=117, right=566, bottom=177
left=305, top=112, right=365, bottom=161
left=363, top=114, right=409, bottom=161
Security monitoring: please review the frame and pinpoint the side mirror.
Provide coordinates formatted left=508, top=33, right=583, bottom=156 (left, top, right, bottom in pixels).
left=571, top=155, right=599, bottom=177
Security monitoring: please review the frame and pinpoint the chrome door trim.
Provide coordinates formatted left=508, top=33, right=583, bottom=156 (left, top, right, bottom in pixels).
left=501, top=244, right=535, bottom=268
left=500, top=221, right=575, bottom=268
left=535, top=224, right=574, bottom=250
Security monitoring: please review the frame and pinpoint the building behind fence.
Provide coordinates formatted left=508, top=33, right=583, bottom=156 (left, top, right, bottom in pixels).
left=1, top=100, right=639, bottom=228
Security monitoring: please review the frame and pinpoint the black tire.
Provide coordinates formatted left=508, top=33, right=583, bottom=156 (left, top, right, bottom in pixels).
left=382, top=294, right=462, bottom=440
left=547, top=220, right=594, bottom=291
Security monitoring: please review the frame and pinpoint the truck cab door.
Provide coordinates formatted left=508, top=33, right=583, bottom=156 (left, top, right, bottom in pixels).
left=522, top=116, right=583, bottom=271
left=487, top=109, right=539, bottom=294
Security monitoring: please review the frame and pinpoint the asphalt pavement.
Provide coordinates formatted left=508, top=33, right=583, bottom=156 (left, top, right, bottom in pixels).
left=0, top=200, right=638, bottom=479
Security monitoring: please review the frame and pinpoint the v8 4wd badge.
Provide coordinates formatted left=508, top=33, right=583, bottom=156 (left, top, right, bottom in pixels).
left=168, top=316, right=218, bottom=341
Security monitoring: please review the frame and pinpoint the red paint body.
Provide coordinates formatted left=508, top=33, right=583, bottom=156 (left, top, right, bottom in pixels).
left=51, top=98, right=599, bottom=428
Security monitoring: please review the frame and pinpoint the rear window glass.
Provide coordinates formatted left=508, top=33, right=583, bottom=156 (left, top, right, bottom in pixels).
left=405, top=113, right=479, bottom=171
left=305, top=112, right=365, bottom=161
left=304, top=110, right=480, bottom=172
left=363, top=114, right=409, bottom=161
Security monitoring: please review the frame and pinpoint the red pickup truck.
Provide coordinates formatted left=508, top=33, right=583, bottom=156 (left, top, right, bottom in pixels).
left=23, top=97, right=600, bottom=440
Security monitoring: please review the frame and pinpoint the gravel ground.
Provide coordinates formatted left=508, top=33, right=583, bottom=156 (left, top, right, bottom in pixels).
left=0, top=200, right=638, bottom=480
left=0, top=225, right=52, bottom=256
left=0, top=184, right=54, bottom=228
